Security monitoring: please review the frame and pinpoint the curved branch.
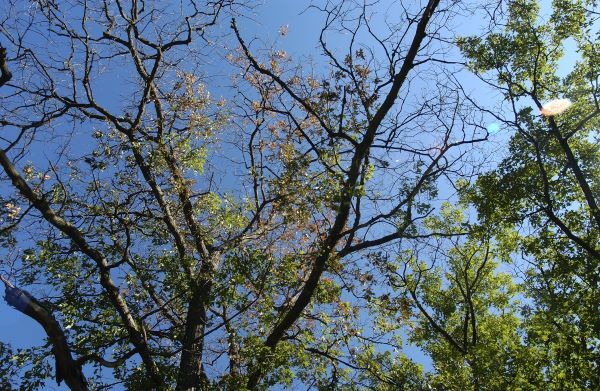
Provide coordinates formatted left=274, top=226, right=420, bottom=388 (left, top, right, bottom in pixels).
left=1, top=276, right=88, bottom=391
left=75, top=349, right=137, bottom=369
left=407, top=284, right=466, bottom=354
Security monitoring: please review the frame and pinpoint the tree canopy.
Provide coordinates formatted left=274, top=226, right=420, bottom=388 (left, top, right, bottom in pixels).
left=0, top=0, right=597, bottom=390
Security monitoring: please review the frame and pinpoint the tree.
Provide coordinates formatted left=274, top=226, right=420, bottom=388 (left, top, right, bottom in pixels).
left=3, top=0, right=596, bottom=390
left=458, top=0, right=599, bottom=389
left=0, top=0, right=492, bottom=389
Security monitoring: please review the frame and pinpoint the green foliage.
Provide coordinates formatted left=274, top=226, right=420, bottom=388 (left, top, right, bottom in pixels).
left=0, top=342, right=16, bottom=390
left=458, top=0, right=600, bottom=389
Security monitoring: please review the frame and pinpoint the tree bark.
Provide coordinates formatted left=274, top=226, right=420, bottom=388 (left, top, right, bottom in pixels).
left=176, top=278, right=212, bottom=390
left=0, top=46, right=11, bottom=88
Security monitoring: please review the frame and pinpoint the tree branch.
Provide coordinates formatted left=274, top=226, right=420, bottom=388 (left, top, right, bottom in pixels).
left=245, top=0, right=441, bottom=387
left=1, top=276, right=88, bottom=391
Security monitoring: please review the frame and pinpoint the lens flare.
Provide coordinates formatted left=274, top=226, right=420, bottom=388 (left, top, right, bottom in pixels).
left=540, top=98, right=572, bottom=116
left=486, top=122, right=501, bottom=134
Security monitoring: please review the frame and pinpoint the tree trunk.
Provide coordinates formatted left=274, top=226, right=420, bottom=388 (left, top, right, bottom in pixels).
left=176, top=279, right=212, bottom=390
